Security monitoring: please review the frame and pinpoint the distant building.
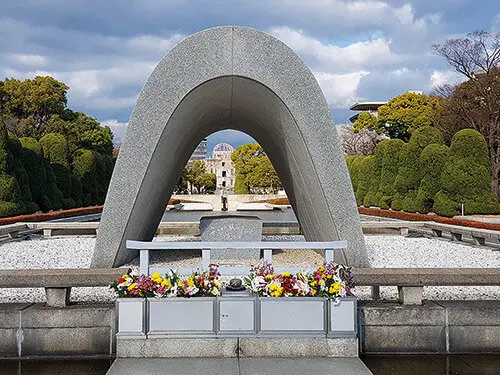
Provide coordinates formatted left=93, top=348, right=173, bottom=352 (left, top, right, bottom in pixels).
left=205, top=143, right=235, bottom=193
left=349, top=102, right=387, bottom=123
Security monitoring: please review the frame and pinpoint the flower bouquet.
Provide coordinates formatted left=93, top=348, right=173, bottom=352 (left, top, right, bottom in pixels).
left=110, top=263, right=222, bottom=298
left=244, top=261, right=354, bottom=303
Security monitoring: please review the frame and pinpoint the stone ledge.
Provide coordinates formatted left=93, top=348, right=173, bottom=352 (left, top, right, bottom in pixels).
left=239, top=337, right=358, bottom=358
left=359, top=301, right=445, bottom=326
left=117, top=338, right=238, bottom=358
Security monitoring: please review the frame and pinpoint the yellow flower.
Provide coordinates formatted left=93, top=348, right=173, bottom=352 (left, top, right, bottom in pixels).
left=121, top=274, right=129, bottom=279
left=265, top=275, right=273, bottom=281
left=269, top=283, right=278, bottom=292
left=329, top=282, right=342, bottom=294
left=270, top=287, right=283, bottom=297
left=317, top=266, right=324, bottom=272
left=128, top=283, right=136, bottom=291
left=311, top=289, right=317, bottom=296
left=282, top=272, right=291, bottom=277
left=187, top=277, right=195, bottom=287
left=327, top=275, right=333, bottom=279
left=161, top=279, right=171, bottom=288
left=151, top=272, right=161, bottom=280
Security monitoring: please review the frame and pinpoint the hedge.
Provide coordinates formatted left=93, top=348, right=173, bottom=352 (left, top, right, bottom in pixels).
left=377, top=139, right=404, bottom=209
left=40, top=133, right=70, bottom=168
left=414, top=144, right=449, bottom=213
left=358, top=206, right=500, bottom=231
left=434, top=129, right=500, bottom=216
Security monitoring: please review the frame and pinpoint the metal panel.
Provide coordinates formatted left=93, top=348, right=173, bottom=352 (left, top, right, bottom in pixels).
left=148, top=298, right=215, bottom=333
left=117, top=299, right=145, bottom=335
left=219, top=299, right=255, bottom=332
left=259, top=298, right=325, bottom=332
left=328, top=296, right=357, bottom=338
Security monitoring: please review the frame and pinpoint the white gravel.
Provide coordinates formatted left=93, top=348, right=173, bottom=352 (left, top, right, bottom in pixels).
left=1, top=234, right=499, bottom=303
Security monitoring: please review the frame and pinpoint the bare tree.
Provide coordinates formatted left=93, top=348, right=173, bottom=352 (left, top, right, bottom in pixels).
left=337, top=125, right=388, bottom=156
left=431, top=83, right=458, bottom=98
left=432, top=31, right=500, bottom=79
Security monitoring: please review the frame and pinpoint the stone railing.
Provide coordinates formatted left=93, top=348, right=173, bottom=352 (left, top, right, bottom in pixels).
left=424, top=222, right=500, bottom=245
left=126, top=240, right=348, bottom=276
left=0, top=268, right=130, bottom=307
left=354, top=267, right=500, bottom=305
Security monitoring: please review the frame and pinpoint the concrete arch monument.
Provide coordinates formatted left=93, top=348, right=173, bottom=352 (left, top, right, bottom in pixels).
left=92, top=26, right=369, bottom=268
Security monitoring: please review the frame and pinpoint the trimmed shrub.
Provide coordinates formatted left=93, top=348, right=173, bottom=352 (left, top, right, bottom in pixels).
left=70, top=174, right=83, bottom=207
left=52, top=164, right=72, bottom=198
left=24, top=201, right=39, bottom=214
left=378, top=139, right=404, bottom=208
left=354, top=156, right=373, bottom=205
left=414, top=144, right=449, bottom=213
left=40, top=133, right=70, bottom=168
left=393, top=126, right=445, bottom=210
left=401, top=189, right=419, bottom=212
left=72, top=149, right=99, bottom=205
left=44, top=160, right=63, bottom=210
left=433, top=129, right=500, bottom=216
left=19, top=146, right=48, bottom=210
left=20, top=137, right=43, bottom=155
left=362, top=142, right=386, bottom=207
left=62, top=198, right=76, bottom=209
left=347, top=156, right=364, bottom=194
left=39, top=195, right=52, bottom=212
left=0, top=201, right=24, bottom=218
left=448, top=128, right=489, bottom=167
left=408, top=126, right=444, bottom=149
left=0, top=173, right=22, bottom=202
left=433, top=190, right=460, bottom=217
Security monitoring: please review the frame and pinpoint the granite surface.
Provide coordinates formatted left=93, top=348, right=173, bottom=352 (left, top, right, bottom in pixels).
left=92, top=26, right=368, bottom=268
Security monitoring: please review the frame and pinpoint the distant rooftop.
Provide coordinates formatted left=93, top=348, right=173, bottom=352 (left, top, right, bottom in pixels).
left=349, top=102, right=387, bottom=111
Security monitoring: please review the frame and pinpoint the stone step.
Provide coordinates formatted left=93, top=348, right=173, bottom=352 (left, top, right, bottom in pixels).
left=107, top=357, right=373, bottom=375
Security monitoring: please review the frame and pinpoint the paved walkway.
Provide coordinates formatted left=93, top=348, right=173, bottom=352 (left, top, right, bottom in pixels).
left=106, top=357, right=372, bottom=375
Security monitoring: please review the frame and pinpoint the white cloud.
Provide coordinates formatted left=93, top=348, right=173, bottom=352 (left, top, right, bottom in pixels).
left=430, top=69, right=465, bottom=88
left=125, top=34, right=185, bottom=56
left=8, top=53, right=48, bottom=68
left=314, top=71, right=369, bottom=108
left=100, top=119, right=128, bottom=145
left=269, top=27, right=400, bottom=73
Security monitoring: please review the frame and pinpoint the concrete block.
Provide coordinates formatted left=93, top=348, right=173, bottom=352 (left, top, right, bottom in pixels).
left=398, top=286, right=423, bottom=305
left=360, top=301, right=445, bottom=326
left=0, top=328, right=18, bottom=356
left=22, top=303, right=114, bottom=328
left=362, top=326, right=446, bottom=353
left=432, top=229, right=443, bottom=237
left=22, top=327, right=111, bottom=355
left=45, top=287, right=71, bottom=307
left=472, top=235, right=486, bottom=246
left=449, top=326, right=500, bottom=352
left=117, top=338, right=238, bottom=358
left=436, top=300, right=500, bottom=326
left=239, top=338, right=358, bottom=357
left=0, top=303, right=31, bottom=328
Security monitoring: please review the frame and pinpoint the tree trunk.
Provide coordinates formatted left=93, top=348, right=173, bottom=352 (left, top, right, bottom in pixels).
left=492, top=161, right=500, bottom=201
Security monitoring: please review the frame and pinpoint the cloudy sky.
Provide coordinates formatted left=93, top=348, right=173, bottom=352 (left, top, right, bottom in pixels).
left=1, top=1, right=499, bottom=153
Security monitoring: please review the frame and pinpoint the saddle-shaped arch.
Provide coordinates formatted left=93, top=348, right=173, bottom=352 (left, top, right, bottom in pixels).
left=92, top=26, right=369, bottom=268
